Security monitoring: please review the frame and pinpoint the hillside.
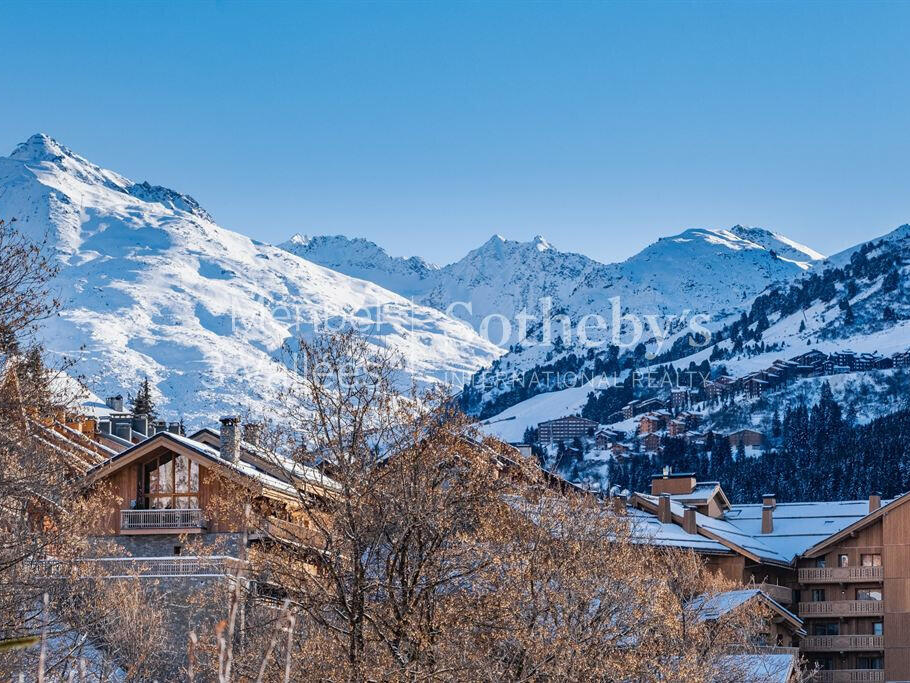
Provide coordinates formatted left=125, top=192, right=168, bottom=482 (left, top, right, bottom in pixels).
left=0, top=134, right=501, bottom=427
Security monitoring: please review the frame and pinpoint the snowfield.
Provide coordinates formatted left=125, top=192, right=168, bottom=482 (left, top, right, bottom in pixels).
left=0, top=134, right=501, bottom=427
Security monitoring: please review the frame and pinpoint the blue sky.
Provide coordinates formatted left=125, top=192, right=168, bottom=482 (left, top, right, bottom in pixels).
left=2, top=1, right=909, bottom=264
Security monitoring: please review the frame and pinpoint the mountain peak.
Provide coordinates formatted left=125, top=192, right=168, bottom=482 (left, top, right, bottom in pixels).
left=532, top=235, right=551, bottom=251
left=285, top=233, right=311, bottom=247
left=11, top=133, right=72, bottom=163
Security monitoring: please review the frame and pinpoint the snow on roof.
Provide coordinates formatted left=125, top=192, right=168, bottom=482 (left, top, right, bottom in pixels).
left=165, top=432, right=339, bottom=495
left=719, top=653, right=795, bottom=683
left=87, top=431, right=338, bottom=498
left=637, top=494, right=790, bottom=565
left=724, top=498, right=890, bottom=561
left=668, top=481, right=723, bottom=505
left=626, top=508, right=730, bottom=554
left=688, top=588, right=800, bottom=627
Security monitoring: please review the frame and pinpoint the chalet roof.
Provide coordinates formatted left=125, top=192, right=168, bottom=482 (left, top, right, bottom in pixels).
left=30, top=420, right=117, bottom=474
left=633, top=494, right=791, bottom=565
left=687, top=588, right=803, bottom=633
left=83, top=431, right=338, bottom=501
left=796, top=494, right=909, bottom=558
left=723, top=498, right=892, bottom=562
left=625, top=507, right=731, bottom=554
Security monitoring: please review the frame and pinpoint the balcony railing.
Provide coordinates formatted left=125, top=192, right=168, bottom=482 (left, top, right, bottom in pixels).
left=41, top=555, right=244, bottom=578
left=802, top=635, right=884, bottom=651
left=799, top=567, right=883, bottom=583
left=120, top=508, right=204, bottom=531
left=799, top=601, right=884, bottom=617
left=812, top=671, right=884, bottom=683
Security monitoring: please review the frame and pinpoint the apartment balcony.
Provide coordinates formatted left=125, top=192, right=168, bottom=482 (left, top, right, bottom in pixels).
left=802, top=635, right=884, bottom=651
left=812, top=671, right=884, bottom=683
left=799, top=567, right=883, bottom=584
left=120, top=508, right=205, bottom=533
left=799, top=601, right=884, bottom=617
left=41, top=555, right=244, bottom=578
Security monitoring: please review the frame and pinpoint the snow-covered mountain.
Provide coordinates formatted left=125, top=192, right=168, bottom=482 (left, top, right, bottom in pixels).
left=0, top=134, right=501, bottom=426
left=478, top=223, right=910, bottom=441
left=283, top=227, right=824, bottom=345
left=280, top=233, right=438, bottom=297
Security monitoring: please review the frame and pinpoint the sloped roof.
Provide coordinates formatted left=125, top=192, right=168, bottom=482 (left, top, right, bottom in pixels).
left=634, top=494, right=791, bottom=565
left=625, top=508, right=731, bottom=555
left=84, top=431, right=338, bottom=501
left=797, top=494, right=909, bottom=558
left=687, top=588, right=802, bottom=632
left=724, top=499, right=890, bottom=562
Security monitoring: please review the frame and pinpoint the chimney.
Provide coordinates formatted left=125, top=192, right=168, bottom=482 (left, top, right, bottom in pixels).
left=242, top=422, right=263, bottom=447
left=106, top=395, right=124, bottom=412
left=869, top=493, right=881, bottom=513
left=761, top=505, right=774, bottom=534
left=132, top=415, right=148, bottom=437
left=683, top=505, right=697, bottom=534
left=658, top=493, right=672, bottom=524
left=220, top=416, right=241, bottom=463
left=762, top=493, right=776, bottom=510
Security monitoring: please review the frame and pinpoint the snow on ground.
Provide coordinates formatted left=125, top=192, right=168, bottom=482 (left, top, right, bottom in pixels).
left=0, top=134, right=502, bottom=428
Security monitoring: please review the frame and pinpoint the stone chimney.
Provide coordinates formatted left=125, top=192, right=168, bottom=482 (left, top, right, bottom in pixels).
left=761, top=505, right=774, bottom=534
left=220, top=416, right=241, bottom=463
left=658, top=493, right=672, bottom=524
left=683, top=505, right=697, bottom=534
left=870, top=493, right=881, bottom=513
left=106, top=395, right=124, bottom=412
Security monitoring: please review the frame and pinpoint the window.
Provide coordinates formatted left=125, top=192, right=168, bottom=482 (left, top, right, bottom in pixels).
left=811, top=589, right=825, bottom=602
left=873, top=621, right=883, bottom=636
left=838, top=554, right=849, bottom=567
left=861, top=553, right=882, bottom=567
left=173, top=545, right=182, bottom=556
left=139, top=454, right=200, bottom=509
left=811, top=622, right=839, bottom=636
left=814, top=558, right=826, bottom=568
left=857, top=656, right=883, bottom=670
left=857, top=589, right=883, bottom=601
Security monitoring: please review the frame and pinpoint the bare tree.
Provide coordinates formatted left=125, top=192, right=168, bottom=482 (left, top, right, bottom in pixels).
left=220, top=329, right=789, bottom=682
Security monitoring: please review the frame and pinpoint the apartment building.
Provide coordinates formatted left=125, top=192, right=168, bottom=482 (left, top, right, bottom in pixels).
left=537, top=415, right=597, bottom=444
left=626, top=472, right=910, bottom=681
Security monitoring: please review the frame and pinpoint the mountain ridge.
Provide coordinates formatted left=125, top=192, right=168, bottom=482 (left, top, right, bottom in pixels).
left=0, top=134, right=501, bottom=426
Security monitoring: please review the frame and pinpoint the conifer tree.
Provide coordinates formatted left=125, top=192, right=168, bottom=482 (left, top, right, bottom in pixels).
left=130, top=377, right=157, bottom=418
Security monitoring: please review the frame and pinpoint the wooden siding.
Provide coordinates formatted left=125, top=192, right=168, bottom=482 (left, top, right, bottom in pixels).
left=883, top=498, right=910, bottom=680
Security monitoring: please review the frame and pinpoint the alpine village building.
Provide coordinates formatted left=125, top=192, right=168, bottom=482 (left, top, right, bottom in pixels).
left=27, top=397, right=910, bottom=682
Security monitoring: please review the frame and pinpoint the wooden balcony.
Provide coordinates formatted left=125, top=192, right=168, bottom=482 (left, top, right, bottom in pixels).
left=812, top=671, right=884, bottom=682
left=802, top=635, right=884, bottom=651
left=120, top=508, right=204, bottom=532
left=799, top=567, right=883, bottom=584
left=799, top=600, right=883, bottom=617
